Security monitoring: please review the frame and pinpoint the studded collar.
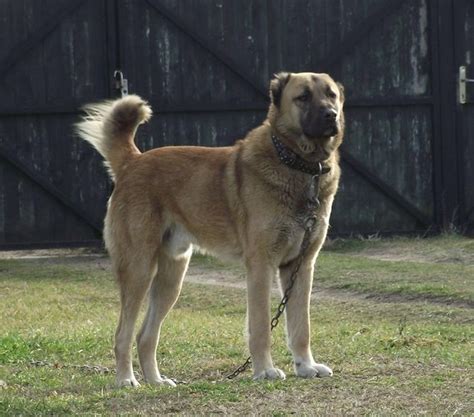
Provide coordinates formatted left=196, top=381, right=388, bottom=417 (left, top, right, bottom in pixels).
left=271, top=134, right=331, bottom=176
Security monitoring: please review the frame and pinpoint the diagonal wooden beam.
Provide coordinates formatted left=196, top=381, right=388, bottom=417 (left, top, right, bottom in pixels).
left=340, top=148, right=432, bottom=227
left=320, top=0, right=409, bottom=72
left=144, top=0, right=269, bottom=98
left=0, top=142, right=103, bottom=235
left=0, top=0, right=85, bottom=80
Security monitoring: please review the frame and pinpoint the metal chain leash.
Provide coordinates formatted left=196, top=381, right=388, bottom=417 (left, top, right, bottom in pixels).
left=29, top=360, right=186, bottom=384
left=226, top=171, right=324, bottom=380
left=29, top=360, right=114, bottom=374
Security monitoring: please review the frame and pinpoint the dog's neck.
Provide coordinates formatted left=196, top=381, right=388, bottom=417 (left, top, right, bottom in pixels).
left=271, top=134, right=331, bottom=176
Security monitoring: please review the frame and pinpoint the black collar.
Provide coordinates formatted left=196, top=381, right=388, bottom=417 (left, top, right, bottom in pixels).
left=271, top=135, right=331, bottom=176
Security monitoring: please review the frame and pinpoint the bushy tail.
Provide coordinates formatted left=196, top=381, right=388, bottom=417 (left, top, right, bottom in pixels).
left=75, top=95, right=152, bottom=180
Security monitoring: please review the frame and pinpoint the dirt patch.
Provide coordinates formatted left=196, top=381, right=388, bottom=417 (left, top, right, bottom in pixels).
left=4, top=238, right=474, bottom=266
left=2, top=249, right=470, bottom=308
left=353, top=249, right=474, bottom=265
left=0, top=247, right=105, bottom=260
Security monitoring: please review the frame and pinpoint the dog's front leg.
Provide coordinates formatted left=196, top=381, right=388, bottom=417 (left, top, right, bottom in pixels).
left=279, top=258, right=333, bottom=378
left=246, top=260, right=286, bottom=380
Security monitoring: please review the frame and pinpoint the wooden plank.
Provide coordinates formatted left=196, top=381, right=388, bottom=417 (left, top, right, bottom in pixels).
left=3, top=163, right=20, bottom=242
left=0, top=0, right=85, bottom=80
left=344, top=0, right=430, bottom=98
left=322, top=0, right=409, bottom=74
left=429, top=0, right=446, bottom=229
left=432, top=0, right=461, bottom=229
left=144, top=0, right=269, bottom=98
left=0, top=95, right=434, bottom=116
left=332, top=163, right=423, bottom=234
left=453, top=0, right=474, bottom=229
left=340, top=148, right=432, bottom=228
left=0, top=143, right=103, bottom=235
left=346, top=96, right=433, bottom=107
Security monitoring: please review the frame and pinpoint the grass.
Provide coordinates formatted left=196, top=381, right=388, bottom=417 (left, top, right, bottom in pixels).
left=1, top=236, right=473, bottom=415
left=320, top=234, right=474, bottom=305
left=193, top=234, right=474, bottom=306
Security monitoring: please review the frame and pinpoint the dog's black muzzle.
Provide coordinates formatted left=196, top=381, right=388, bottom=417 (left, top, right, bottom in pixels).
left=302, top=106, right=339, bottom=139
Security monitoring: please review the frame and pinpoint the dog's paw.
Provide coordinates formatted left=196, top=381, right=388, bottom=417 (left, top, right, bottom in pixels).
left=116, top=376, right=140, bottom=388
left=253, top=367, right=286, bottom=381
left=295, top=362, right=333, bottom=378
left=147, top=377, right=177, bottom=387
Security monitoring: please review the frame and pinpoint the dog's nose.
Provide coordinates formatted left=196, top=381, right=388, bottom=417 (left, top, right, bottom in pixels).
left=322, top=108, right=337, bottom=121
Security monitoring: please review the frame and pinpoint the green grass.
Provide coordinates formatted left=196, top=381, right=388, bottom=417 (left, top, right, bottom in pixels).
left=1, top=237, right=473, bottom=415
left=315, top=253, right=474, bottom=304
left=319, top=234, right=474, bottom=305
left=326, top=233, right=474, bottom=260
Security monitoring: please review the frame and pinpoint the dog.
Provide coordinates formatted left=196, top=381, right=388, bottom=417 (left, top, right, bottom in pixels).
left=75, top=72, right=345, bottom=386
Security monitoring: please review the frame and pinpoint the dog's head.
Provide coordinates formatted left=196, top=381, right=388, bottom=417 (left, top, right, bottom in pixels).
left=269, top=72, right=345, bottom=159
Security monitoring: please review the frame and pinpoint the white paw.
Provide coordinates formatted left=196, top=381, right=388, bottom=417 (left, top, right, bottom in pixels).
left=295, top=362, right=333, bottom=378
left=147, top=377, right=177, bottom=387
left=253, top=367, right=286, bottom=380
left=116, top=376, right=140, bottom=387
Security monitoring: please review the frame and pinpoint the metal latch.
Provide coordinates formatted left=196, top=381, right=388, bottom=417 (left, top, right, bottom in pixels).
left=459, top=66, right=474, bottom=104
left=114, top=70, right=128, bottom=97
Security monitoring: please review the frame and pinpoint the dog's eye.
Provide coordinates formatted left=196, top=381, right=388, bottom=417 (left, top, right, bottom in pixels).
left=327, top=89, right=337, bottom=99
left=297, top=92, right=311, bottom=102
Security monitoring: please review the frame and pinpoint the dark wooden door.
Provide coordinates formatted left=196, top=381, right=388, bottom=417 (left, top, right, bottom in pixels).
left=454, top=0, right=474, bottom=233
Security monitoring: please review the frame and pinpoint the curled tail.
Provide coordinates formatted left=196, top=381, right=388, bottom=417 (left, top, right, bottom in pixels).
left=75, top=95, right=152, bottom=180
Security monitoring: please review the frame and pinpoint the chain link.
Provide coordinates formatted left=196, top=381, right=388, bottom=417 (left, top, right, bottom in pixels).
left=225, top=356, right=253, bottom=380
left=28, top=360, right=185, bottom=384
left=29, top=360, right=114, bottom=374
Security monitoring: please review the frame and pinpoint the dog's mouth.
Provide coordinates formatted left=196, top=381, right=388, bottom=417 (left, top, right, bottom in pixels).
left=297, top=136, right=331, bottom=160
left=321, top=125, right=339, bottom=138
left=303, top=124, right=339, bottom=141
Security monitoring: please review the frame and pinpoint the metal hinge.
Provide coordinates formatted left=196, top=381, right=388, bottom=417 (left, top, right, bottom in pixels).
left=114, top=70, right=128, bottom=97
left=459, top=66, right=474, bottom=104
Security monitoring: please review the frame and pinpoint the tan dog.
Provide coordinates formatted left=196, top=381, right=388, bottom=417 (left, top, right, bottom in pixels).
left=76, top=72, right=345, bottom=386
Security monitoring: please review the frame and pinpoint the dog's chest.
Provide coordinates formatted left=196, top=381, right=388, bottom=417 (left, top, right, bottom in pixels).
left=272, top=179, right=330, bottom=265
left=277, top=176, right=321, bottom=222
left=275, top=209, right=329, bottom=265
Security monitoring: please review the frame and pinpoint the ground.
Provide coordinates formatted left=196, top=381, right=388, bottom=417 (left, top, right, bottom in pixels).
left=0, top=235, right=473, bottom=416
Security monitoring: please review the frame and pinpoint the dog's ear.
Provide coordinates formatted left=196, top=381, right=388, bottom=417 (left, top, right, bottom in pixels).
left=270, top=72, right=291, bottom=107
left=336, top=82, right=345, bottom=103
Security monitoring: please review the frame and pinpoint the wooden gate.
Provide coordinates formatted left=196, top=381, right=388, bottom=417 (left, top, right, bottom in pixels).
left=0, top=0, right=471, bottom=248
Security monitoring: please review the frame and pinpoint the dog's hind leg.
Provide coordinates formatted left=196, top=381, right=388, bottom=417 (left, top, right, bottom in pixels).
left=114, top=257, right=157, bottom=388
left=136, top=249, right=191, bottom=386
